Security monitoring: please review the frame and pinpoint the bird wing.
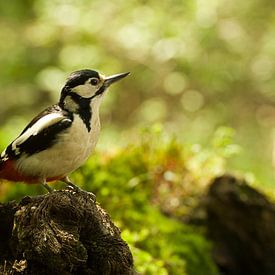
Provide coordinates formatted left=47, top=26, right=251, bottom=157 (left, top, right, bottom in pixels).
left=1, top=107, right=73, bottom=160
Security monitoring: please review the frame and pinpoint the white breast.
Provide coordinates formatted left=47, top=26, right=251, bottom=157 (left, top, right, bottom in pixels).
left=15, top=112, right=101, bottom=179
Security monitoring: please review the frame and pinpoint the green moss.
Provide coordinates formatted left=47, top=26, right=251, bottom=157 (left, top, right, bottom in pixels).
left=72, top=130, right=221, bottom=274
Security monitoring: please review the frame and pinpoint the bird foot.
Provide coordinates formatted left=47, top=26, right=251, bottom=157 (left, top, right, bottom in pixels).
left=40, top=181, right=54, bottom=193
left=62, top=177, right=96, bottom=202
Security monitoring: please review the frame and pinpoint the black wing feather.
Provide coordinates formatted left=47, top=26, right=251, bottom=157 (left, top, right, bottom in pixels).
left=5, top=105, right=73, bottom=158
left=15, top=118, right=72, bottom=156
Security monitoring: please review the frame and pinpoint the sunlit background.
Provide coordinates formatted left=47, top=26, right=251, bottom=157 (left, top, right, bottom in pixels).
left=1, top=0, right=275, bottom=186
left=1, top=1, right=275, bottom=274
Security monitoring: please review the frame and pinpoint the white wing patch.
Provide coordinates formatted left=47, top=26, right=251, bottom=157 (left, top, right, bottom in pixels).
left=11, top=113, right=66, bottom=153
left=1, top=149, right=6, bottom=158
left=0, top=149, right=8, bottom=161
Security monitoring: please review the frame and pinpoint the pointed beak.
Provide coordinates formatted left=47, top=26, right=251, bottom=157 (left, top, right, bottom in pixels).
left=104, top=72, right=130, bottom=87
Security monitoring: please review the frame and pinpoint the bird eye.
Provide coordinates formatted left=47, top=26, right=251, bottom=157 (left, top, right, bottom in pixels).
left=90, top=78, right=99, bottom=86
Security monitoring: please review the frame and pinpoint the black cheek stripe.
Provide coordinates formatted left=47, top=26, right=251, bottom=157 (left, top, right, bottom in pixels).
left=67, top=93, right=92, bottom=132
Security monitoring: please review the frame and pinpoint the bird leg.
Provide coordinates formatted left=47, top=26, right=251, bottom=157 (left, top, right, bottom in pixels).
left=40, top=179, right=54, bottom=193
left=61, top=176, right=81, bottom=190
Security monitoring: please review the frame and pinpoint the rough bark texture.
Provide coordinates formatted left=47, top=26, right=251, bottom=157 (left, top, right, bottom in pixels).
left=0, top=188, right=135, bottom=275
left=205, top=175, right=275, bottom=275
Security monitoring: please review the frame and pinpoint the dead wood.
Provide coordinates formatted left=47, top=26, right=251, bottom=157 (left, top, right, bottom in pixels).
left=0, top=188, right=135, bottom=275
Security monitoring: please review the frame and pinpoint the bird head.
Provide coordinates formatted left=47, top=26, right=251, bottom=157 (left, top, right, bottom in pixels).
left=59, top=69, right=129, bottom=111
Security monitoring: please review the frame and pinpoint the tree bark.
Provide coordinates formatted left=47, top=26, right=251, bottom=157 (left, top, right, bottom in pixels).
left=0, top=188, right=135, bottom=275
left=205, top=175, right=275, bottom=275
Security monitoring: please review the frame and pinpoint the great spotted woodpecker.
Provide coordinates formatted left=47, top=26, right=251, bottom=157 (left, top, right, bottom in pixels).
left=0, top=69, right=129, bottom=192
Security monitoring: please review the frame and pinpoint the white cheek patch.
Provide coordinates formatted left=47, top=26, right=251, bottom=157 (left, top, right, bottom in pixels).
left=72, top=82, right=97, bottom=98
left=11, top=113, right=65, bottom=151
left=64, top=96, right=78, bottom=112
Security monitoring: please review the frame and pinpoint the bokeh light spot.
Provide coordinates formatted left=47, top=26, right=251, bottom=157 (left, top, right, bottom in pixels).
left=164, top=72, right=187, bottom=95
left=181, top=90, right=204, bottom=112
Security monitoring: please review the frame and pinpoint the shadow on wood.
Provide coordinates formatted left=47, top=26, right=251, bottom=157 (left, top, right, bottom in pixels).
left=0, top=188, right=135, bottom=275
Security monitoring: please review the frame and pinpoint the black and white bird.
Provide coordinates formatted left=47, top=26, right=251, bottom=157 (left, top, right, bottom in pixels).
left=0, top=69, right=129, bottom=192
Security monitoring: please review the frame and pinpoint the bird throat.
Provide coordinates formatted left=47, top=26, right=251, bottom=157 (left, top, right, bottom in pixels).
left=63, top=94, right=92, bottom=132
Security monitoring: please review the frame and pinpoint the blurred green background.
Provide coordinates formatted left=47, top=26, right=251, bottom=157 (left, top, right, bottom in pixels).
left=1, top=0, right=275, bottom=184
left=0, top=0, right=275, bottom=274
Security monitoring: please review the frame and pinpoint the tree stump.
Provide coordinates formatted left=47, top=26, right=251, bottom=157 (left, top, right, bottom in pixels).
left=205, top=175, right=275, bottom=275
left=0, top=188, right=135, bottom=275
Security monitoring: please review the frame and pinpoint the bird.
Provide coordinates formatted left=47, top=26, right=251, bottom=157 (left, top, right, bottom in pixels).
left=0, top=69, right=129, bottom=193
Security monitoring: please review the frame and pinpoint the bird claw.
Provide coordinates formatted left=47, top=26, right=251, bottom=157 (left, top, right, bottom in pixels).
left=65, top=181, right=96, bottom=202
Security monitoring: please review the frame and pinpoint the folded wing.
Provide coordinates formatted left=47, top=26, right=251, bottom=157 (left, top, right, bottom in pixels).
left=1, top=107, right=73, bottom=161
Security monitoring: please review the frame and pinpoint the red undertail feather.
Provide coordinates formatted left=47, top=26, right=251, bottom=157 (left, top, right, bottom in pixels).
left=0, top=159, right=63, bottom=184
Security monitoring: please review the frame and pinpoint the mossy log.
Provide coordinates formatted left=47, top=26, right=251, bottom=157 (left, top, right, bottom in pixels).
left=0, top=188, right=135, bottom=275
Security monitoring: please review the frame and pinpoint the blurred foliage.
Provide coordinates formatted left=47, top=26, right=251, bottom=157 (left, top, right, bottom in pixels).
left=0, top=0, right=275, bottom=184
left=0, top=125, right=241, bottom=274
